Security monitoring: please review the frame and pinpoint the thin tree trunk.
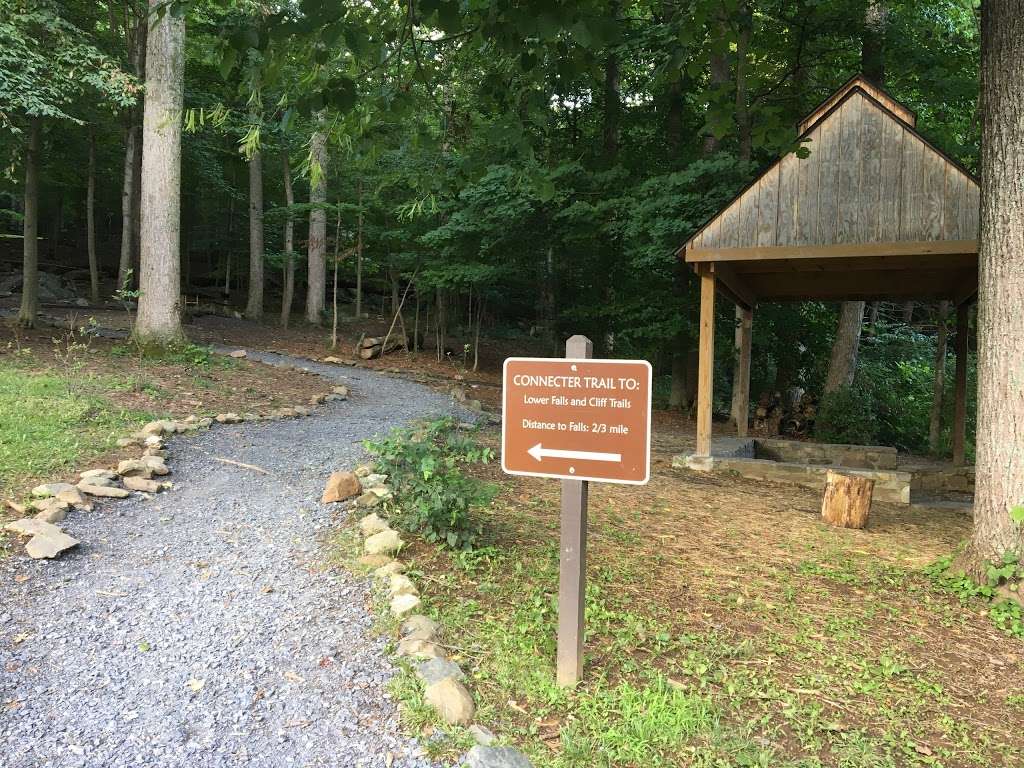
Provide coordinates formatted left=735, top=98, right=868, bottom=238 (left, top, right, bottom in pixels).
left=17, top=117, right=41, bottom=328
left=355, top=177, right=363, bottom=318
left=928, top=301, right=950, bottom=454
left=965, top=0, right=1024, bottom=571
left=703, top=15, right=730, bottom=155
left=436, top=287, right=447, bottom=361
left=331, top=203, right=341, bottom=349
left=280, top=152, right=295, bottom=328
left=305, top=121, right=327, bottom=324
left=902, top=301, right=914, bottom=324
left=87, top=131, right=99, bottom=304
left=245, top=147, right=264, bottom=320
left=824, top=302, right=866, bottom=393
left=134, top=0, right=186, bottom=346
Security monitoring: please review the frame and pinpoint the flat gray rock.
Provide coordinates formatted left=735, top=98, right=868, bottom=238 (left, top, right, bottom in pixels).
left=466, top=746, right=534, bottom=768
left=416, top=657, right=464, bottom=685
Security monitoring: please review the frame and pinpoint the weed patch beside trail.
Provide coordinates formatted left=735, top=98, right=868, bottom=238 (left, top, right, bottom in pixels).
left=0, top=366, right=154, bottom=499
left=390, top=428, right=1024, bottom=768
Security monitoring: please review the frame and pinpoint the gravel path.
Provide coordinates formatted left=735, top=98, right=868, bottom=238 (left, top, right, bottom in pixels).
left=0, top=351, right=465, bottom=768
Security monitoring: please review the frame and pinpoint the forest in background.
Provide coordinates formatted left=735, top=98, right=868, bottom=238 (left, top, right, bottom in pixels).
left=0, top=0, right=981, bottom=458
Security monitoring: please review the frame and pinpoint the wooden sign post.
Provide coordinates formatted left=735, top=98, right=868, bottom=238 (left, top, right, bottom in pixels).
left=501, top=335, right=652, bottom=686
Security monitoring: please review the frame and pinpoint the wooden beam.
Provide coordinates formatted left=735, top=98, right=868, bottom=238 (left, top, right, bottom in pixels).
left=710, top=262, right=756, bottom=309
left=685, top=239, right=978, bottom=264
left=730, top=305, right=753, bottom=438
left=695, top=266, right=716, bottom=457
left=952, top=304, right=970, bottom=466
left=736, top=253, right=978, bottom=275
left=742, top=268, right=974, bottom=302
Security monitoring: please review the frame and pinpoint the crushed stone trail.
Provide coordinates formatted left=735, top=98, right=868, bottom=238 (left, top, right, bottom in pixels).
left=0, top=351, right=463, bottom=768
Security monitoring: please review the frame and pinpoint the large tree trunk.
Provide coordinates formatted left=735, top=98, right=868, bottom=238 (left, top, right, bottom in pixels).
left=734, top=1, right=753, bottom=161
left=17, top=117, right=41, bottom=328
left=305, top=123, right=327, bottom=324
left=355, top=178, right=363, bottom=318
left=134, top=0, right=186, bottom=346
left=118, top=8, right=146, bottom=291
left=928, top=301, right=949, bottom=454
left=824, top=302, right=865, bottom=393
left=280, top=152, right=295, bottom=328
left=965, top=0, right=1024, bottom=571
left=862, top=1, right=888, bottom=83
left=245, top=147, right=264, bottom=320
left=703, top=15, right=730, bottom=156
left=87, top=131, right=99, bottom=304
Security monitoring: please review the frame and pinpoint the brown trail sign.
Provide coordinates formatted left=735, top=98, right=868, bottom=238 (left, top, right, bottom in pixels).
left=501, top=336, right=652, bottom=686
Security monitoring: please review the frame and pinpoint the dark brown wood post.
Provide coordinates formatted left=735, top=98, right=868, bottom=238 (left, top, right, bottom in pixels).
left=695, top=266, right=716, bottom=456
left=557, top=334, right=592, bottom=687
left=952, top=303, right=970, bottom=466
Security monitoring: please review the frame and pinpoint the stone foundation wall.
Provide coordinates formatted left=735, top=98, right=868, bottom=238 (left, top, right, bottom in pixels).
left=753, top=439, right=898, bottom=470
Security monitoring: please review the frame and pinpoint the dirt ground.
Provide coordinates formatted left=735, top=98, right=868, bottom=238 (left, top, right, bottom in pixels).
left=394, top=428, right=1021, bottom=767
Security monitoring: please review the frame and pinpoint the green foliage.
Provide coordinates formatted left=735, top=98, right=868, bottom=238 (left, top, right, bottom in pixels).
left=364, top=417, right=496, bottom=550
left=0, top=364, right=155, bottom=497
left=926, top=552, right=1024, bottom=640
left=816, top=386, right=878, bottom=445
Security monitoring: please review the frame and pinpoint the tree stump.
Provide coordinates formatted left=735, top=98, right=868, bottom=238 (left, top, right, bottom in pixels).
left=821, top=470, right=874, bottom=529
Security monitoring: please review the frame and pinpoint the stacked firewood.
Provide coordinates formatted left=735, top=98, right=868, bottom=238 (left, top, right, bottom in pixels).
left=752, top=392, right=783, bottom=436
left=783, top=393, right=818, bottom=437
left=752, top=390, right=818, bottom=438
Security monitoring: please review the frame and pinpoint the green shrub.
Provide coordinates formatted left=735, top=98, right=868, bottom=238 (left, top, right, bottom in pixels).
left=815, top=385, right=878, bottom=445
left=364, top=417, right=496, bottom=550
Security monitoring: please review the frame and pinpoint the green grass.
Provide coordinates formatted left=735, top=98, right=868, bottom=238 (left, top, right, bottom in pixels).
left=0, top=363, right=157, bottom=499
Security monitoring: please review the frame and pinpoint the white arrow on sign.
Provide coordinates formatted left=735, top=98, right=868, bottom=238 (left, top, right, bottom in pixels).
left=527, top=443, right=622, bottom=463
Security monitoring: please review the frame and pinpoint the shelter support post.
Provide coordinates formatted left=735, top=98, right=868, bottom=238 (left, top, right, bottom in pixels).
left=952, top=303, right=970, bottom=466
left=730, top=305, right=753, bottom=438
left=696, top=266, right=716, bottom=457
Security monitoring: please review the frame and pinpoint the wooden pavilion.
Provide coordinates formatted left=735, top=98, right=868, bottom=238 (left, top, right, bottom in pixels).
left=677, top=75, right=979, bottom=464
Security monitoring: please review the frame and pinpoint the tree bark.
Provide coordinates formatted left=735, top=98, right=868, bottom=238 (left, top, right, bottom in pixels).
left=305, top=123, right=327, bottom=324
left=280, top=152, right=295, bottom=328
left=862, top=1, right=888, bottom=84
left=821, top=471, right=873, bottom=529
left=245, top=147, right=264, bottom=320
left=118, top=7, right=146, bottom=291
left=966, top=0, right=1024, bottom=570
left=87, top=131, right=99, bottom=304
left=703, top=15, right=730, bottom=156
left=928, top=301, right=949, bottom=454
left=118, top=123, right=139, bottom=290
left=824, top=301, right=865, bottom=393
left=355, top=177, right=363, bottom=318
left=734, top=2, right=753, bottom=161
left=134, top=0, right=186, bottom=346
left=17, top=117, right=42, bottom=328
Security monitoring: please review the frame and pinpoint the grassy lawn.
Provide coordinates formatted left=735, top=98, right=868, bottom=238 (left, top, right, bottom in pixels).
left=0, top=364, right=157, bottom=500
left=367, top=429, right=1024, bottom=768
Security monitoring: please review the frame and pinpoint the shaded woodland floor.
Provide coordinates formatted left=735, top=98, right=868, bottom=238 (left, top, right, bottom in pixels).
left=375, top=429, right=1022, bottom=768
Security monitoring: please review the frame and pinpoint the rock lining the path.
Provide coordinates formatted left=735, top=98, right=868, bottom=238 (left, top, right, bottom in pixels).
left=465, top=745, right=534, bottom=768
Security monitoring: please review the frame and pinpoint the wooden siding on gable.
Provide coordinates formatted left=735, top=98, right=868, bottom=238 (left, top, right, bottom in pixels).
left=683, top=89, right=978, bottom=254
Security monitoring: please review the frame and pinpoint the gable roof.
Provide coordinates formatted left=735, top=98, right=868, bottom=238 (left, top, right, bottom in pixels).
left=678, top=79, right=979, bottom=257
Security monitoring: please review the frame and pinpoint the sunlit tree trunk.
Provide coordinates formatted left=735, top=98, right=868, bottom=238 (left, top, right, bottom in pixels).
left=824, top=302, right=865, bottom=393
left=17, top=117, right=41, bottom=328
left=964, top=0, right=1024, bottom=573
left=245, top=147, right=264, bottom=320
left=87, top=131, right=99, bottom=304
left=280, top=152, right=295, bottom=328
left=134, top=1, right=185, bottom=346
left=118, top=9, right=146, bottom=291
left=305, top=122, right=327, bottom=324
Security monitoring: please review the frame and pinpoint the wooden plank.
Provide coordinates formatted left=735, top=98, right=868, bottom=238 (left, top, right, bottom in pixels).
left=710, top=261, right=756, bottom=309
left=943, top=169, right=963, bottom=240
left=736, top=252, right=977, bottom=274
left=776, top=154, right=798, bottom=246
left=695, top=267, right=716, bottom=457
left=878, top=118, right=905, bottom=240
left=900, top=133, right=926, bottom=240
left=756, top=164, right=780, bottom=247
left=743, top=267, right=974, bottom=302
left=922, top=148, right=946, bottom=240
left=737, top=177, right=760, bottom=247
left=795, top=134, right=821, bottom=245
left=836, top=97, right=863, bottom=244
left=815, top=101, right=841, bottom=245
left=952, top=305, right=969, bottom=466
left=702, top=216, right=720, bottom=248
left=857, top=97, right=883, bottom=241
left=960, top=179, right=981, bottom=240
left=731, top=306, right=753, bottom=438
left=684, top=239, right=978, bottom=263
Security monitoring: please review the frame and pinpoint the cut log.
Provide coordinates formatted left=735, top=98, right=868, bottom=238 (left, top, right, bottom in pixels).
left=821, top=470, right=873, bottom=529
